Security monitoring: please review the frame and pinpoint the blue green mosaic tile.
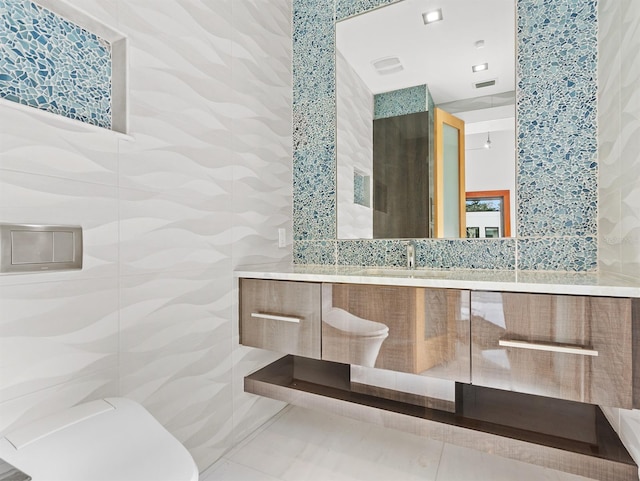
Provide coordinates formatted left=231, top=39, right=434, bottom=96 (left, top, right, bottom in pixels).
left=374, top=84, right=429, bottom=120
left=293, top=0, right=336, bottom=241
left=413, top=239, right=516, bottom=270
left=293, top=145, right=336, bottom=240
left=353, top=171, right=370, bottom=207
left=336, top=0, right=400, bottom=21
left=337, top=240, right=390, bottom=266
left=517, top=237, right=597, bottom=271
left=294, top=240, right=337, bottom=265
left=516, top=0, right=598, bottom=238
left=0, top=0, right=112, bottom=128
left=334, top=238, right=515, bottom=270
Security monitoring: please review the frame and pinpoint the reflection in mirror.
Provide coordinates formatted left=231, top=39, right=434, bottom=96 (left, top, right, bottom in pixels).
left=336, top=0, right=516, bottom=239
left=465, top=190, right=512, bottom=238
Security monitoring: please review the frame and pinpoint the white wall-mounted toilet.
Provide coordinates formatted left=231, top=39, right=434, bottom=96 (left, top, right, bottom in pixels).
left=0, top=397, right=198, bottom=481
left=323, top=307, right=389, bottom=367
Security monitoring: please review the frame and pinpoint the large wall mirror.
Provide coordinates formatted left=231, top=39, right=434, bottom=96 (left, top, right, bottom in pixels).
left=336, top=0, right=516, bottom=240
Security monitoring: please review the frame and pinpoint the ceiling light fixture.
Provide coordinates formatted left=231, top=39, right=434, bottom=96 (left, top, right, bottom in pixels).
left=474, top=40, right=485, bottom=49
left=422, top=9, right=443, bottom=25
left=474, top=79, right=497, bottom=89
left=472, top=63, right=488, bottom=73
left=371, top=56, right=403, bottom=75
left=484, top=132, right=492, bottom=149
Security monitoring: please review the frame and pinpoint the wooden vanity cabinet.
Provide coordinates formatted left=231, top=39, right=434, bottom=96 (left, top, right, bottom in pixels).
left=239, top=279, right=321, bottom=359
left=322, top=283, right=471, bottom=383
left=471, top=291, right=633, bottom=408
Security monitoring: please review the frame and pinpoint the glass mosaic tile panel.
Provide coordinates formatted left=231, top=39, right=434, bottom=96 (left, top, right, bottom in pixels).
left=353, top=170, right=370, bottom=207
left=374, top=84, right=428, bottom=120
left=0, top=0, right=112, bottom=129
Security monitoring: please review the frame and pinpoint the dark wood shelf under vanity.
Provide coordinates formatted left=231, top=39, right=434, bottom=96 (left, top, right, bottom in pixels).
left=246, top=355, right=638, bottom=481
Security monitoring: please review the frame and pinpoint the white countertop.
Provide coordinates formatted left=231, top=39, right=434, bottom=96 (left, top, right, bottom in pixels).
left=235, top=263, right=640, bottom=298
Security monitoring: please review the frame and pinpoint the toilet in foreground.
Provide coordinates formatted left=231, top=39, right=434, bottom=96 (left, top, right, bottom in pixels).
left=0, top=397, right=199, bottom=481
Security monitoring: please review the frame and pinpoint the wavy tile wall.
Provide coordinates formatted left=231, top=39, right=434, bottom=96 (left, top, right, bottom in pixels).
left=229, top=0, right=293, bottom=448
left=598, top=0, right=640, bottom=281
left=594, top=0, right=640, bottom=460
left=336, top=50, right=373, bottom=239
left=293, top=0, right=599, bottom=271
left=0, top=0, right=292, bottom=474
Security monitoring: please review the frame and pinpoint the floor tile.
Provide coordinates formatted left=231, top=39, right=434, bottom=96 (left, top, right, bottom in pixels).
left=228, top=406, right=443, bottom=481
left=435, top=443, right=597, bottom=481
left=200, top=459, right=281, bottom=481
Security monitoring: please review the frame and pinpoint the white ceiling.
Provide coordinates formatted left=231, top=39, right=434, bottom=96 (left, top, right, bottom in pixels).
left=336, top=0, right=516, bottom=104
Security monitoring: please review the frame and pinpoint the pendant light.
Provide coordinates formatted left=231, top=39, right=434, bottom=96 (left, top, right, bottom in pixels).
left=484, top=132, right=492, bottom=149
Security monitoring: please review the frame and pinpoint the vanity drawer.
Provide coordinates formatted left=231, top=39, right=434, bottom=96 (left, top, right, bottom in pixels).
left=240, top=279, right=321, bottom=359
left=471, top=291, right=633, bottom=408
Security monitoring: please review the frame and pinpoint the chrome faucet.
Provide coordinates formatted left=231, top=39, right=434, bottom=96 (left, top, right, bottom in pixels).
left=403, top=241, right=416, bottom=269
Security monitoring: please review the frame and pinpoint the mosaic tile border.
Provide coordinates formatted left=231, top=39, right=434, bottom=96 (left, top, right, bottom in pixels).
left=292, top=0, right=336, bottom=241
left=374, top=84, right=428, bottom=120
left=295, top=239, right=517, bottom=270
left=517, top=237, right=597, bottom=272
left=0, top=0, right=112, bottom=129
left=292, top=0, right=599, bottom=271
left=338, top=238, right=517, bottom=270
left=516, top=0, right=598, bottom=238
left=293, top=240, right=337, bottom=265
left=336, top=0, right=401, bottom=22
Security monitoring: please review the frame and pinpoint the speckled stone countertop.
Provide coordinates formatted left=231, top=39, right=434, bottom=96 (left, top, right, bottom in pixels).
left=235, top=263, right=640, bottom=298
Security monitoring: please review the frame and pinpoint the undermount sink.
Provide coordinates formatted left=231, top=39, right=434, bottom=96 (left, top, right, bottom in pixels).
left=356, top=268, right=450, bottom=278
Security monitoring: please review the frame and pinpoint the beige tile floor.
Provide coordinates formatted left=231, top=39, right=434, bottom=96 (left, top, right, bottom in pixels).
left=201, top=406, right=597, bottom=481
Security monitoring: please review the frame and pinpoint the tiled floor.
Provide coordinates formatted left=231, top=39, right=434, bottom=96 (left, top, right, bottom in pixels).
left=201, top=406, right=597, bottom=481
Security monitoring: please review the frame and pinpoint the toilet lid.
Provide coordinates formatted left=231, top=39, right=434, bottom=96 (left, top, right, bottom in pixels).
left=0, top=398, right=198, bottom=481
left=323, top=307, right=389, bottom=337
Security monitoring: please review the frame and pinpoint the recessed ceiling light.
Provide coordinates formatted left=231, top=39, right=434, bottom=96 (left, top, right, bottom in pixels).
left=472, top=63, right=488, bottom=73
left=422, top=9, right=443, bottom=25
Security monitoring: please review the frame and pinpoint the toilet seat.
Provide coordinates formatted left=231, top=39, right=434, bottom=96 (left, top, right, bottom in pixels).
left=0, top=398, right=198, bottom=481
left=323, top=307, right=389, bottom=337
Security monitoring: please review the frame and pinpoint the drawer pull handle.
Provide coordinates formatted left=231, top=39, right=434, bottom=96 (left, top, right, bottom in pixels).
left=251, top=312, right=301, bottom=324
left=498, top=339, right=598, bottom=357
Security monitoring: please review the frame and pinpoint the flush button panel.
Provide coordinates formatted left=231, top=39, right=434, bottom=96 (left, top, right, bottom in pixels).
left=0, top=224, right=82, bottom=273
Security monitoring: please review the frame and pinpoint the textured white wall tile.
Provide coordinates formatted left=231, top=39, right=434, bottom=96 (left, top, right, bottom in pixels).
left=0, top=0, right=293, bottom=473
left=620, top=182, right=640, bottom=280
left=0, top=106, right=119, bottom=186
left=0, top=277, right=118, bottom=403
left=598, top=0, right=622, bottom=275
left=598, top=0, right=640, bottom=279
left=117, top=0, right=235, bottom=198
left=0, top=171, right=119, bottom=285
left=598, top=190, right=622, bottom=273
left=230, top=0, right=293, bottom=267
left=229, top=0, right=293, bottom=446
left=336, top=50, right=374, bottom=239
left=611, top=0, right=640, bottom=276
left=119, top=269, right=234, bottom=470
left=119, top=187, right=233, bottom=276
left=0, top=368, right=119, bottom=435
